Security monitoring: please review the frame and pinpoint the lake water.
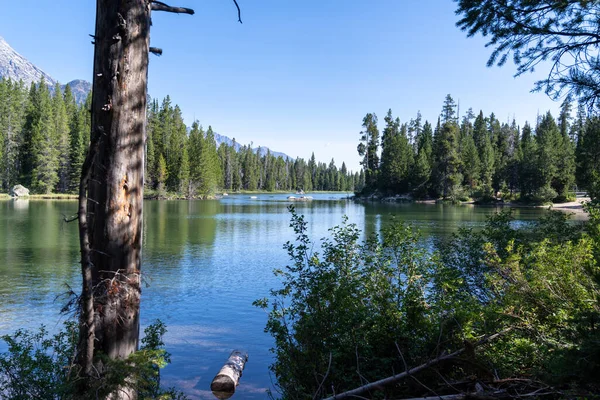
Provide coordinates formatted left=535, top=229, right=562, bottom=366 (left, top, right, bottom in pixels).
left=0, top=194, right=563, bottom=399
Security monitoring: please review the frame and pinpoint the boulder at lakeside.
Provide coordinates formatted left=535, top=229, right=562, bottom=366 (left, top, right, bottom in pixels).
left=10, top=185, right=30, bottom=198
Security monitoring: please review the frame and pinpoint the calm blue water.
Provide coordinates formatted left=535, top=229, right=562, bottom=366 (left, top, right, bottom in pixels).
left=0, top=194, right=557, bottom=399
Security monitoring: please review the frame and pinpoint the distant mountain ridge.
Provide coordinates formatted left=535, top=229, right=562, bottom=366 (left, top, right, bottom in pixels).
left=213, top=132, right=293, bottom=160
left=1, top=35, right=293, bottom=159
left=0, top=36, right=91, bottom=103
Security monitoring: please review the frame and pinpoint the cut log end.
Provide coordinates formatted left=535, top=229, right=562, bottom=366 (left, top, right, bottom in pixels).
left=211, top=374, right=236, bottom=392
left=210, top=350, right=248, bottom=395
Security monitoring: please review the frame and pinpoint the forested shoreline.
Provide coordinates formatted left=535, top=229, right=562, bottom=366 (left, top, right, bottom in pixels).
left=3, top=79, right=599, bottom=204
left=357, top=94, right=599, bottom=203
left=0, top=77, right=360, bottom=198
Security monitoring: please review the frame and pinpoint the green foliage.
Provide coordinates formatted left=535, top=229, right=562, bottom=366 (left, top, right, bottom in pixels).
left=260, top=206, right=600, bottom=399
left=357, top=113, right=380, bottom=190
left=432, top=120, right=463, bottom=199
left=0, top=320, right=187, bottom=399
left=455, top=0, right=600, bottom=107
left=0, top=321, right=78, bottom=399
left=256, top=206, right=444, bottom=398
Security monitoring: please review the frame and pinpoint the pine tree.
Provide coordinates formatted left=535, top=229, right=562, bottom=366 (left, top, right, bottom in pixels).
left=165, top=105, right=187, bottom=192
left=28, top=78, right=59, bottom=193
left=471, top=111, right=495, bottom=195
left=408, top=111, right=423, bottom=152
left=519, top=122, right=538, bottom=197
left=554, top=99, right=576, bottom=199
left=411, top=121, right=433, bottom=197
left=460, top=132, right=479, bottom=189
left=53, top=82, right=71, bottom=192
left=432, top=119, right=462, bottom=199
left=576, top=116, right=600, bottom=198
left=380, top=110, right=412, bottom=193
left=202, top=126, right=222, bottom=195
left=188, top=122, right=204, bottom=196
left=66, top=85, right=87, bottom=192
left=440, top=94, right=457, bottom=124
left=357, top=113, right=380, bottom=190
left=505, top=120, right=522, bottom=196
left=145, top=99, right=159, bottom=189
left=340, top=162, right=348, bottom=191
left=0, top=78, right=26, bottom=190
left=535, top=111, right=562, bottom=198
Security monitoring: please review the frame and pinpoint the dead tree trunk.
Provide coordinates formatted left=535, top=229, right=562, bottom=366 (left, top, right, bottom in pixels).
left=76, top=1, right=235, bottom=397
left=77, top=0, right=150, bottom=393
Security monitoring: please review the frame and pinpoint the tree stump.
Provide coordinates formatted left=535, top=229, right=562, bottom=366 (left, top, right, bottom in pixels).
left=210, top=350, right=248, bottom=398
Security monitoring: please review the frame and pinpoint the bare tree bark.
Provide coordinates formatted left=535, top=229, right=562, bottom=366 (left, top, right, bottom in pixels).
left=77, top=1, right=151, bottom=397
left=76, top=1, right=238, bottom=397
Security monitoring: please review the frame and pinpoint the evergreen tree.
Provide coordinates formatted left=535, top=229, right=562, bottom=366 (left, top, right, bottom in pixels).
left=201, top=126, right=222, bottom=195
left=53, top=82, right=70, bottom=192
left=432, top=120, right=462, bottom=199
left=411, top=121, right=433, bottom=197
left=188, top=122, right=204, bottom=195
left=26, top=78, right=59, bottom=193
left=576, top=116, right=600, bottom=197
left=519, top=122, right=538, bottom=197
left=575, top=103, right=588, bottom=189
left=460, top=132, right=479, bottom=189
left=67, top=86, right=88, bottom=192
left=408, top=111, right=423, bottom=151
left=179, top=145, right=190, bottom=196
left=145, top=98, right=159, bottom=189
left=440, top=94, right=457, bottom=124
left=555, top=107, right=576, bottom=199
left=379, top=110, right=412, bottom=193
left=535, top=111, right=562, bottom=198
left=165, top=105, right=187, bottom=192
left=357, top=113, right=380, bottom=189
left=0, top=78, right=27, bottom=190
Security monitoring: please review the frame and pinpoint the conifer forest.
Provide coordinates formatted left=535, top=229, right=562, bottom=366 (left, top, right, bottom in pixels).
left=359, top=94, right=599, bottom=203
left=0, top=77, right=359, bottom=197
left=3, top=76, right=599, bottom=203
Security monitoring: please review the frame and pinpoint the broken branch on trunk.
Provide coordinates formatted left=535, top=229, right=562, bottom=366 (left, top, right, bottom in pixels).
left=233, top=0, right=243, bottom=23
left=149, top=47, right=163, bottom=56
left=322, top=328, right=513, bottom=400
left=150, top=1, right=194, bottom=15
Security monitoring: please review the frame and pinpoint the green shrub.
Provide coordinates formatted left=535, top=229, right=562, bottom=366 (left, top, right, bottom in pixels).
left=0, top=320, right=187, bottom=399
left=530, top=185, right=557, bottom=204
left=258, top=206, right=600, bottom=399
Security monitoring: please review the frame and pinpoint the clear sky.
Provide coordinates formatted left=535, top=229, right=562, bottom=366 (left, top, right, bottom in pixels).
left=0, top=0, right=561, bottom=171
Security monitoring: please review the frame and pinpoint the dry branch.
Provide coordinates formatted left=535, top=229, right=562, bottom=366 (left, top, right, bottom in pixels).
left=233, top=0, right=242, bottom=23
left=322, top=328, right=513, bottom=400
left=150, top=1, right=194, bottom=15
left=149, top=47, right=163, bottom=56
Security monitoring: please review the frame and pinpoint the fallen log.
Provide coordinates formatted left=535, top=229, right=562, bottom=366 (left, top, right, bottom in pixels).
left=211, top=350, right=249, bottom=397
left=322, top=328, right=512, bottom=400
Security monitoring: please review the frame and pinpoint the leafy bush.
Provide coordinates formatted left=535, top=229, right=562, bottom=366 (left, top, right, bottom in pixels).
left=258, top=206, right=600, bottom=399
left=529, top=185, right=557, bottom=204
left=0, top=320, right=187, bottom=399
left=0, top=322, right=78, bottom=399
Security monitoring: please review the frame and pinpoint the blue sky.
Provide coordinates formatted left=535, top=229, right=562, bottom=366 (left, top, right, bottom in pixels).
left=1, top=1, right=561, bottom=171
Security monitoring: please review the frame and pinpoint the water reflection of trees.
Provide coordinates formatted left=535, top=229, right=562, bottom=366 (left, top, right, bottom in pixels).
left=142, top=200, right=219, bottom=287
left=0, top=200, right=80, bottom=331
